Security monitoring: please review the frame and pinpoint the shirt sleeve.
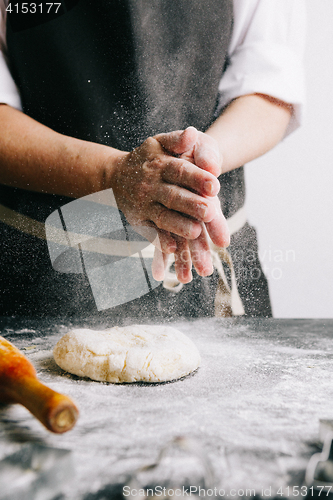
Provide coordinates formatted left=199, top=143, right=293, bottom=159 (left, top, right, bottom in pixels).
left=217, top=0, right=307, bottom=136
left=0, top=0, right=22, bottom=110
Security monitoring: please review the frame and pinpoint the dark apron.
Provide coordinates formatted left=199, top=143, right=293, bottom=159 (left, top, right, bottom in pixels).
left=0, top=0, right=272, bottom=318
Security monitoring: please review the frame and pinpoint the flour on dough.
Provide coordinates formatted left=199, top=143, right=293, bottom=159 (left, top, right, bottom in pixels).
left=53, top=325, right=201, bottom=383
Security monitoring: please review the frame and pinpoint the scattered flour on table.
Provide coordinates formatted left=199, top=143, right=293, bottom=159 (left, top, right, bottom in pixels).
left=53, top=325, right=201, bottom=383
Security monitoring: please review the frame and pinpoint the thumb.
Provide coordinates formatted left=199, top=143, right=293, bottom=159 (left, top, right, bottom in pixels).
left=155, top=126, right=198, bottom=156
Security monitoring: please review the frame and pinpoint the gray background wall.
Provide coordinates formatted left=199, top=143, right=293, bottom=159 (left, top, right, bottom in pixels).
left=245, top=0, right=333, bottom=318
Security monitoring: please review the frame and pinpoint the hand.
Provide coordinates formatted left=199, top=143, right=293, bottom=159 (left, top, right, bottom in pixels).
left=111, top=134, right=221, bottom=255
left=153, top=127, right=230, bottom=283
left=155, top=126, right=222, bottom=176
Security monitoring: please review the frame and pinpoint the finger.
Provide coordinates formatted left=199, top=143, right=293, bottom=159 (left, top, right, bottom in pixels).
left=154, top=184, right=217, bottom=223
left=162, top=158, right=220, bottom=197
left=188, top=225, right=214, bottom=277
left=193, top=133, right=222, bottom=177
left=150, top=204, right=202, bottom=239
left=155, top=229, right=177, bottom=254
left=130, top=224, right=177, bottom=253
left=174, top=237, right=193, bottom=284
left=152, top=247, right=169, bottom=281
left=155, top=126, right=198, bottom=156
left=205, top=199, right=230, bottom=248
left=153, top=228, right=178, bottom=254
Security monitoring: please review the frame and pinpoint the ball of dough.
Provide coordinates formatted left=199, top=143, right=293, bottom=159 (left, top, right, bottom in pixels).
left=53, top=325, right=201, bottom=383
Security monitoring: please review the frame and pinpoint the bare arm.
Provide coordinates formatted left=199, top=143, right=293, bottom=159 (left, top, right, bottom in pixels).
left=0, top=103, right=123, bottom=197
left=0, top=104, right=224, bottom=271
left=0, top=93, right=293, bottom=284
left=206, top=93, right=293, bottom=174
left=0, top=93, right=292, bottom=195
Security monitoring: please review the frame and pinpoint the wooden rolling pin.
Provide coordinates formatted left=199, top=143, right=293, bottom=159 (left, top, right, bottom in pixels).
left=0, top=336, right=79, bottom=433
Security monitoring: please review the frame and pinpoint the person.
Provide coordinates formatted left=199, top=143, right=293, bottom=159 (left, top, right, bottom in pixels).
left=0, top=0, right=306, bottom=318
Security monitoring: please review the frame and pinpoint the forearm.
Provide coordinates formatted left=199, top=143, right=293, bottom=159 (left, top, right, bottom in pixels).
left=206, top=94, right=293, bottom=174
left=0, top=104, right=126, bottom=198
left=0, top=104, right=226, bottom=262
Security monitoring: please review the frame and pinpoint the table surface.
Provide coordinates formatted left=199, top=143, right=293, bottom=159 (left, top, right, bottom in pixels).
left=1, top=317, right=333, bottom=499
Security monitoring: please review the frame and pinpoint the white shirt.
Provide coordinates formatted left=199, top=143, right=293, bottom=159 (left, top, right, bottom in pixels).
left=0, top=0, right=306, bottom=135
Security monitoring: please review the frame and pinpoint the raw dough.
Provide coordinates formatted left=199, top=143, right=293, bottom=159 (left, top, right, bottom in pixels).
left=53, top=325, right=201, bottom=383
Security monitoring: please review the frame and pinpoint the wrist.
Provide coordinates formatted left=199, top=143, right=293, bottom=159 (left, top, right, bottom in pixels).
left=100, top=147, right=128, bottom=193
left=65, top=139, right=128, bottom=198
